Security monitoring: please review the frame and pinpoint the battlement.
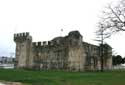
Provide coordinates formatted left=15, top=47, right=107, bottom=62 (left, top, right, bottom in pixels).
left=14, top=32, right=32, bottom=42
left=32, top=41, right=53, bottom=47
left=14, top=32, right=29, bottom=37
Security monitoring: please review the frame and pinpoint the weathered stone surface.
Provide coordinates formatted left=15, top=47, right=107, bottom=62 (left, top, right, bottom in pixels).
left=14, top=30, right=112, bottom=71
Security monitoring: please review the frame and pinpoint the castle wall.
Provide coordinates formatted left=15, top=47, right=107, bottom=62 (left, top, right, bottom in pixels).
left=68, top=46, right=86, bottom=71
left=32, top=41, right=69, bottom=70
left=14, top=31, right=112, bottom=71
left=83, top=42, right=99, bottom=70
left=103, top=44, right=112, bottom=70
left=31, top=31, right=87, bottom=71
left=83, top=42, right=113, bottom=71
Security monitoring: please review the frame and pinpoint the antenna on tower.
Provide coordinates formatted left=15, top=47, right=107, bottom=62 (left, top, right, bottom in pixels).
left=60, top=28, right=63, bottom=36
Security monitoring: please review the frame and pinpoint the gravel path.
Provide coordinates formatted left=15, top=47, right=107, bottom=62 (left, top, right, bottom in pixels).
left=0, top=82, right=23, bottom=85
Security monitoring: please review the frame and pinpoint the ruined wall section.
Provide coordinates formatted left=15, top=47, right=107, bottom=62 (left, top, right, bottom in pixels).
left=83, top=42, right=112, bottom=71
left=67, top=31, right=86, bottom=71
left=14, top=32, right=33, bottom=68
left=83, top=42, right=101, bottom=71
left=102, top=44, right=112, bottom=70
left=32, top=38, right=69, bottom=70
left=31, top=31, right=87, bottom=71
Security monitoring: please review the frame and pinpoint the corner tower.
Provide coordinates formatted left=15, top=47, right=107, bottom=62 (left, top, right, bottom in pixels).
left=67, top=31, right=86, bottom=71
left=14, top=32, right=33, bottom=68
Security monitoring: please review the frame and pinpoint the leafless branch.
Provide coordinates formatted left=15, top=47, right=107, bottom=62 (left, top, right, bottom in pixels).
left=109, top=6, right=123, bottom=23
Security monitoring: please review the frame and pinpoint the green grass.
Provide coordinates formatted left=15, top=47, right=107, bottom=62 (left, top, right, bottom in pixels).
left=0, top=69, right=125, bottom=85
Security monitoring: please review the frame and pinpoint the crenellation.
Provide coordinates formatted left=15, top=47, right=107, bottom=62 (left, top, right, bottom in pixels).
left=43, top=41, right=46, bottom=45
left=26, top=32, right=29, bottom=36
left=22, top=32, right=25, bottom=36
left=17, top=34, right=19, bottom=37
left=32, top=42, right=36, bottom=46
left=48, top=41, right=51, bottom=45
left=14, top=30, right=112, bottom=71
left=14, top=32, right=30, bottom=37
left=14, top=34, right=17, bottom=38
left=38, top=42, right=41, bottom=46
left=32, top=42, right=38, bottom=47
left=33, top=41, right=51, bottom=47
left=14, top=32, right=32, bottom=42
left=19, top=33, right=21, bottom=36
left=35, top=42, right=38, bottom=46
left=43, top=41, right=47, bottom=46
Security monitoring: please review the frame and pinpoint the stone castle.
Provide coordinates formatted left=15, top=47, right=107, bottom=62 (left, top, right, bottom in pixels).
left=14, top=30, right=112, bottom=71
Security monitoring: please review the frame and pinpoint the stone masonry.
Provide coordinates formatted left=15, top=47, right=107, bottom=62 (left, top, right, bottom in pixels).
left=14, top=30, right=112, bottom=71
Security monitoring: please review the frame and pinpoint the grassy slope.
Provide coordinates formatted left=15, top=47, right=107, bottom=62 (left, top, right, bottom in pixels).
left=0, top=69, right=125, bottom=85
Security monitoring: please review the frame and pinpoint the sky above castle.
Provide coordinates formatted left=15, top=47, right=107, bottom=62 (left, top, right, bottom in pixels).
left=0, top=0, right=125, bottom=57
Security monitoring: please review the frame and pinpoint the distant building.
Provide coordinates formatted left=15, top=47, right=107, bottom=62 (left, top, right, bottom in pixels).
left=0, top=56, right=15, bottom=69
left=14, top=30, right=112, bottom=71
left=0, top=56, right=15, bottom=64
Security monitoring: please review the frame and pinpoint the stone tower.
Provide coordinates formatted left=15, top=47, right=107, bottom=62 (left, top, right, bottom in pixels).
left=67, top=31, right=86, bottom=71
left=14, top=32, right=33, bottom=68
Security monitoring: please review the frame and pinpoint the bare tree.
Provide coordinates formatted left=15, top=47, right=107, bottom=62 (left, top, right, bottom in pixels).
left=95, top=22, right=111, bottom=72
left=95, top=0, right=125, bottom=71
left=100, top=0, right=125, bottom=34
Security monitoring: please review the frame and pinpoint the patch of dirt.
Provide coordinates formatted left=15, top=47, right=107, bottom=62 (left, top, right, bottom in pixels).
left=3, top=82, right=23, bottom=85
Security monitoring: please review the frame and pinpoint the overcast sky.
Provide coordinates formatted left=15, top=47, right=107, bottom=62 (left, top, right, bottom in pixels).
left=0, top=0, right=125, bottom=57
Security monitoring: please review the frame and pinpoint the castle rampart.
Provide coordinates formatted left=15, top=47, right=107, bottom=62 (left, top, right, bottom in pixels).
left=14, top=30, right=112, bottom=71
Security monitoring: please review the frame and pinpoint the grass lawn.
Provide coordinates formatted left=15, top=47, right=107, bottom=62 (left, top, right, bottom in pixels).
left=0, top=69, right=125, bottom=85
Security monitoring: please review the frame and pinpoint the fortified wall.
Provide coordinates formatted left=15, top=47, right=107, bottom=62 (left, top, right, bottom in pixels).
left=14, top=31, right=112, bottom=71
